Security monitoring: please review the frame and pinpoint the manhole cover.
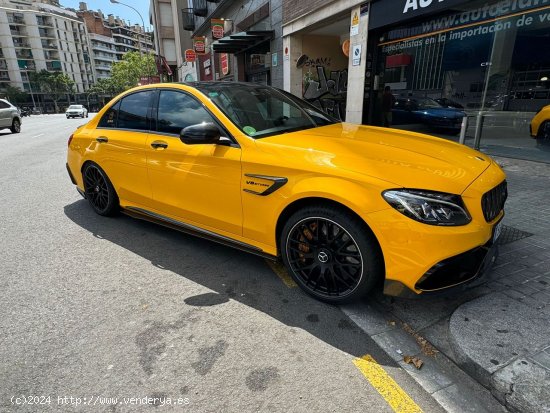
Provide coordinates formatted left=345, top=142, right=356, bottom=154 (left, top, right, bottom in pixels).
left=498, top=225, right=533, bottom=245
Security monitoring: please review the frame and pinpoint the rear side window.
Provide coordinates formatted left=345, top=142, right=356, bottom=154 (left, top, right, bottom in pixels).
left=0, top=101, right=10, bottom=109
left=156, top=90, right=215, bottom=135
left=98, top=101, right=120, bottom=128
left=118, top=91, right=154, bottom=131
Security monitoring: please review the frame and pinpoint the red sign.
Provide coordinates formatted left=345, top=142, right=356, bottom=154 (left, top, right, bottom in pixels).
left=193, top=37, right=206, bottom=55
left=211, top=18, right=224, bottom=39
left=185, top=49, right=196, bottom=62
left=386, top=54, right=412, bottom=68
left=220, top=53, right=229, bottom=76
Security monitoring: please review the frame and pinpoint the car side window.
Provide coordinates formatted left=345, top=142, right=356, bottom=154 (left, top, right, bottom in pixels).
left=98, top=101, right=121, bottom=128
left=0, top=101, right=10, bottom=109
left=118, top=90, right=154, bottom=131
left=156, top=90, right=215, bottom=135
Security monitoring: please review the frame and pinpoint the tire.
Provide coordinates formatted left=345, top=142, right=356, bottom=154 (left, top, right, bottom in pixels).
left=86, top=113, right=89, bottom=118
left=537, top=121, right=550, bottom=142
left=82, top=163, right=119, bottom=216
left=10, top=118, right=21, bottom=134
left=280, top=206, right=382, bottom=304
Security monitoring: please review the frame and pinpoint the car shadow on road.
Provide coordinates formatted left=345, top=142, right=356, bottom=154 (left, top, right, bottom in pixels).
left=64, top=199, right=398, bottom=367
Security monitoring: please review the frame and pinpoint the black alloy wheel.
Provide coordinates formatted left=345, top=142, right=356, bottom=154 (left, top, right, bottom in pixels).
left=82, top=163, right=119, bottom=216
left=11, top=119, right=21, bottom=133
left=281, top=206, right=382, bottom=303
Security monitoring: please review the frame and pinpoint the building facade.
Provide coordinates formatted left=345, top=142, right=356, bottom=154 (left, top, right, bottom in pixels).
left=0, top=0, right=94, bottom=107
left=149, top=0, right=195, bottom=82
left=178, top=0, right=283, bottom=87
left=77, top=2, right=155, bottom=82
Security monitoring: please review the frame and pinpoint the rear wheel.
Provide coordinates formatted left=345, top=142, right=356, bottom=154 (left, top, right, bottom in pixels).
left=82, top=163, right=119, bottom=216
left=10, top=118, right=21, bottom=134
left=280, top=206, right=382, bottom=304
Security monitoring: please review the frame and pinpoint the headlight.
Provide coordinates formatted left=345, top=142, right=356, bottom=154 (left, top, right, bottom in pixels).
left=382, top=189, right=471, bottom=226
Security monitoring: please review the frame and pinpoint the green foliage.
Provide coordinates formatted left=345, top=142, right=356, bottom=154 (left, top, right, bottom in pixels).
left=110, top=51, right=157, bottom=91
left=5, top=85, right=28, bottom=105
left=31, top=70, right=75, bottom=112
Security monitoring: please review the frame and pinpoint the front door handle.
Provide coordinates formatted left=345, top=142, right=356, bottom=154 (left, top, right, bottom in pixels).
left=151, top=141, right=168, bottom=149
left=96, top=136, right=108, bottom=143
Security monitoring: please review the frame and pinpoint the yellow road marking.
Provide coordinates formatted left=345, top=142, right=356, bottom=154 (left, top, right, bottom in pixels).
left=353, top=354, right=423, bottom=413
left=265, top=260, right=297, bottom=288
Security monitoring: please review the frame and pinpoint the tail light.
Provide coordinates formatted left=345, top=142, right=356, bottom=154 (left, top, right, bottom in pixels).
left=68, top=133, right=74, bottom=147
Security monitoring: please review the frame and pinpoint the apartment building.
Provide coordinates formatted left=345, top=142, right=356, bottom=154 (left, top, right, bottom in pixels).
left=77, top=2, right=155, bottom=81
left=0, top=0, right=94, bottom=105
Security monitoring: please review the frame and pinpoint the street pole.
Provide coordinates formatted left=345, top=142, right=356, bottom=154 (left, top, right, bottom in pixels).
left=110, top=0, right=151, bottom=83
left=24, top=66, right=37, bottom=110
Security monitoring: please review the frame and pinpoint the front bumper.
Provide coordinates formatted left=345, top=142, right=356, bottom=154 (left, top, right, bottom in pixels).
left=383, top=239, right=499, bottom=297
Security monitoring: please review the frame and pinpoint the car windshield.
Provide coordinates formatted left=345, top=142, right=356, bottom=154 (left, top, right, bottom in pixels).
left=414, top=98, right=444, bottom=109
left=69, top=105, right=82, bottom=109
left=194, top=83, right=338, bottom=138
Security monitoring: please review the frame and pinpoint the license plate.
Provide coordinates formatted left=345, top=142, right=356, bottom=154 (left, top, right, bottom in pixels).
left=493, top=221, right=503, bottom=243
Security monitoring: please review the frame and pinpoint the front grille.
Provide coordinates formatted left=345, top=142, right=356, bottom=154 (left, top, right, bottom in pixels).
left=481, top=180, right=507, bottom=222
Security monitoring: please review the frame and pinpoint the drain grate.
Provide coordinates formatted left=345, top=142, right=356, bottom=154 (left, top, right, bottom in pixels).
left=498, top=225, right=534, bottom=245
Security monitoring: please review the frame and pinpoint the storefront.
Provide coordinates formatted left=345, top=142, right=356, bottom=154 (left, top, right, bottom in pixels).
left=366, top=0, right=550, bottom=161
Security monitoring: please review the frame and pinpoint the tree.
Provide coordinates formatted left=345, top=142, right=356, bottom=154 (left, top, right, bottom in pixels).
left=87, top=78, right=122, bottom=106
left=32, top=70, right=75, bottom=112
left=110, top=51, right=157, bottom=91
left=5, top=85, right=28, bottom=105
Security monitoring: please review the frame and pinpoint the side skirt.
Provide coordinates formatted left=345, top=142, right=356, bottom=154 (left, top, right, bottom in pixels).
left=122, top=206, right=278, bottom=261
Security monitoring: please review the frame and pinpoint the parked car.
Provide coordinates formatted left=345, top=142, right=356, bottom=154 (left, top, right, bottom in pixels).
left=67, top=82, right=507, bottom=303
left=530, top=104, right=550, bottom=141
left=434, top=98, right=464, bottom=109
left=66, top=105, right=88, bottom=118
left=0, top=99, right=22, bottom=134
left=393, top=97, right=466, bottom=134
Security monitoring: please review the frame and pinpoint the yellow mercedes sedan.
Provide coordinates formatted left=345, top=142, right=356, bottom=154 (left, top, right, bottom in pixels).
left=66, top=82, right=507, bottom=303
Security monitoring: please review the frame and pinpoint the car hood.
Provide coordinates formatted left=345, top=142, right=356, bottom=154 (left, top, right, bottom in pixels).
left=259, top=123, right=492, bottom=194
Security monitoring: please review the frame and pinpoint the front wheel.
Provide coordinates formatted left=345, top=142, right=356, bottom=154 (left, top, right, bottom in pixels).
left=82, top=163, right=119, bottom=216
left=10, top=118, right=21, bottom=133
left=280, top=206, right=382, bottom=304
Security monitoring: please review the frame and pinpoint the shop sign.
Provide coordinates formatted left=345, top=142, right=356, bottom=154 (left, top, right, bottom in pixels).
left=193, top=37, right=206, bottom=55
left=369, top=0, right=464, bottom=29
left=184, top=49, right=196, bottom=62
left=211, top=18, right=224, bottom=39
left=220, top=53, right=230, bottom=75
left=203, top=58, right=211, bottom=68
left=138, top=76, right=160, bottom=85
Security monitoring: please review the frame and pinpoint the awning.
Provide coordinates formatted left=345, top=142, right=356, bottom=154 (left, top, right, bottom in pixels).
left=212, top=30, right=274, bottom=54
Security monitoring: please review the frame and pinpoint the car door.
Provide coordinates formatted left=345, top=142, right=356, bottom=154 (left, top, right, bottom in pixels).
left=91, top=90, right=155, bottom=205
left=146, top=88, right=242, bottom=236
left=0, top=100, right=11, bottom=128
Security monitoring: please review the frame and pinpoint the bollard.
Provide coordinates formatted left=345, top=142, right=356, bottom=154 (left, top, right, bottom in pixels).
left=473, top=112, right=484, bottom=150
left=459, top=115, right=468, bottom=145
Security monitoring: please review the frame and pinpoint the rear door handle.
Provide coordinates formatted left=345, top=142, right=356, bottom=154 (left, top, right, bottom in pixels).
left=96, top=136, right=108, bottom=143
left=151, top=141, right=168, bottom=149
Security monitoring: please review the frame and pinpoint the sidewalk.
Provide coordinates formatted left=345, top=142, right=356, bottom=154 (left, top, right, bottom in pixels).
left=373, top=156, right=550, bottom=413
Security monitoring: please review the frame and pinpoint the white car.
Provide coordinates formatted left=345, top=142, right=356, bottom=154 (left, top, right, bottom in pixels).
left=66, top=105, right=88, bottom=119
left=0, top=99, right=22, bottom=133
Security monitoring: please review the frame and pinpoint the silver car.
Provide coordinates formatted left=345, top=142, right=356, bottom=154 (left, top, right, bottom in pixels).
left=65, top=104, right=88, bottom=119
left=0, top=99, right=21, bottom=134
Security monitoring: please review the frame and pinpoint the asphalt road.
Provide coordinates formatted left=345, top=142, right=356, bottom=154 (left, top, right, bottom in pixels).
left=0, top=114, right=446, bottom=413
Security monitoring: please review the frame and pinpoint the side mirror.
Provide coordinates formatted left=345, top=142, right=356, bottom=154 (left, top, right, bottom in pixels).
left=180, top=123, right=221, bottom=145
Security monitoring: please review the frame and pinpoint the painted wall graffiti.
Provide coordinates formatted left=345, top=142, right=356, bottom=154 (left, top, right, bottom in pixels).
left=303, top=66, right=348, bottom=120
left=304, top=57, right=331, bottom=67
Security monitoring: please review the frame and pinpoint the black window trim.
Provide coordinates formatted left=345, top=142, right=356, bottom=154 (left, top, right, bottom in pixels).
left=152, top=87, right=239, bottom=148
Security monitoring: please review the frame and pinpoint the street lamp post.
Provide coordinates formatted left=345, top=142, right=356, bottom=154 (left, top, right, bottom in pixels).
left=23, top=66, right=37, bottom=111
left=109, top=0, right=152, bottom=82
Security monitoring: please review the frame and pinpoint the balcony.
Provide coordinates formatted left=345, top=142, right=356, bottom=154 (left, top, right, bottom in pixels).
left=181, top=9, right=195, bottom=31
left=18, top=60, right=35, bottom=70
left=39, top=29, right=55, bottom=38
left=16, top=50, right=33, bottom=59
left=193, top=0, right=207, bottom=17
left=41, top=40, right=58, bottom=49
left=8, top=16, right=25, bottom=25
left=44, top=51, right=60, bottom=60
left=10, top=26, right=27, bottom=37
left=46, top=61, right=62, bottom=71
left=36, top=18, right=54, bottom=27
left=13, top=41, right=31, bottom=48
